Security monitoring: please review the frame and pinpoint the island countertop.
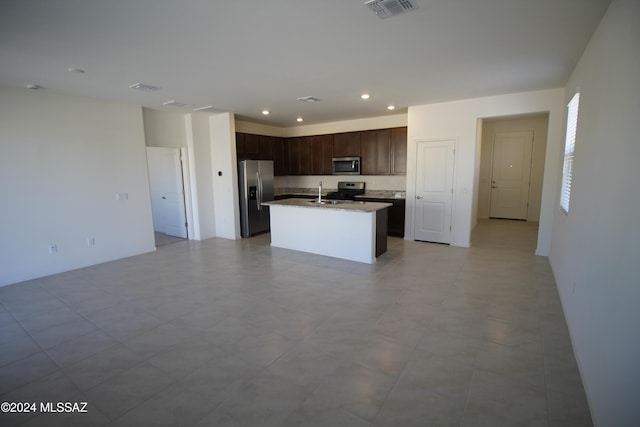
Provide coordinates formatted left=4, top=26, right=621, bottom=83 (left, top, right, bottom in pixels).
left=263, top=198, right=392, bottom=212
left=263, top=198, right=391, bottom=263
left=274, top=188, right=405, bottom=200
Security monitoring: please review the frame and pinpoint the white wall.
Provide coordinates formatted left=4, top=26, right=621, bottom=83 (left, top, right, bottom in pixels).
left=549, top=1, right=640, bottom=425
left=142, top=108, right=199, bottom=239
left=234, top=120, right=287, bottom=137
left=143, top=109, right=239, bottom=240
left=142, top=108, right=229, bottom=240
left=282, top=114, right=408, bottom=137
left=235, top=113, right=407, bottom=138
left=142, top=108, right=189, bottom=148
left=210, top=113, right=241, bottom=240
left=190, top=113, right=216, bottom=239
left=0, top=87, right=155, bottom=287
left=407, top=88, right=564, bottom=253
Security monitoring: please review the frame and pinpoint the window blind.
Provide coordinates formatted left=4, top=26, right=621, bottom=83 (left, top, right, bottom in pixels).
left=560, top=92, right=580, bottom=213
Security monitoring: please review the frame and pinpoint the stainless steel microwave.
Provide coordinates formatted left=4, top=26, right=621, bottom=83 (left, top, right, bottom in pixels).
left=332, top=157, right=361, bottom=175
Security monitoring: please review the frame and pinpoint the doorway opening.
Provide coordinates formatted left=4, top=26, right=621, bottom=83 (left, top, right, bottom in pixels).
left=471, top=219, right=539, bottom=252
left=476, top=113, right=549, bottom=249
left=146, top=146, right=189, bottom=247
left=154, top=231, right=186, bottom=247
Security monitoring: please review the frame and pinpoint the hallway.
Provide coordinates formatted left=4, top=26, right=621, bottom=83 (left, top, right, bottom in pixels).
left=471, top=218, right=539, bottom=252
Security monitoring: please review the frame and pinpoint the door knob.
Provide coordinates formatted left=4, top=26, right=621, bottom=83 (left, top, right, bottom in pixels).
left=491, top=186, right=496, bottom=189
left=162, top=196, right=166, bottom=199
left=416, top=196, right=423, bottom=199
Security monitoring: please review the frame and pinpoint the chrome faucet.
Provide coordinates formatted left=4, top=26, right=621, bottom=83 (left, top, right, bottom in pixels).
left=318, top=181, right=323, bottom=203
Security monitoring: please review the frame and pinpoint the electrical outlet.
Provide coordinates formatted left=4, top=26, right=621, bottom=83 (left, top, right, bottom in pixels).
left=87, top=237, right=95, bottom=247
left=116, top=192, right=129, bottom=201
left=48, top=244, right=57, bottom=253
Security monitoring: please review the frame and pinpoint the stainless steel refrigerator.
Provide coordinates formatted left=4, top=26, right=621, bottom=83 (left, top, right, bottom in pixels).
left=238, top=160, right=274, bottom=237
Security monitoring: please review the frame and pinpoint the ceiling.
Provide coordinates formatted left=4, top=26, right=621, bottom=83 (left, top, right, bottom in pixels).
left=0, top=0, right=611, bottom=127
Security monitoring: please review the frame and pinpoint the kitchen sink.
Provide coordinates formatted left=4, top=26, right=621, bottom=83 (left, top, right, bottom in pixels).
left=307, top=199, right=348, bottom=205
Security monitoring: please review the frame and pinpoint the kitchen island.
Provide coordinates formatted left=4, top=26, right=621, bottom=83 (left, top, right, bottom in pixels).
left=262, top=198, right=392, bottom=264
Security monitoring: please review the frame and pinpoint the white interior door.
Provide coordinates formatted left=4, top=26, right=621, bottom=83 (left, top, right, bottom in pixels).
left=414, top=140, right=455, bottom=244
left=489, top=131, right=533, bottom=220
left=146, top=147, right=188, bottom=238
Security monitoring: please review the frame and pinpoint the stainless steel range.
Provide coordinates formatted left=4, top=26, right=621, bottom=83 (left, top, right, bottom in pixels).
left=326, top=181, right=365, bottom=200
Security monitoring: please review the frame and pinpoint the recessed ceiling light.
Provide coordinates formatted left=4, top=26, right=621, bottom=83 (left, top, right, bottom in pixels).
left=296, top=117, right=304, bottom=122
left=129, top=82, right=160, bottom=92
left=67, top=67, right=85, bottom=74
left=387, top=105, right=396, bottom=110
left=361, top=93, right=371, bottom=100
left=262, top=110, right=270, bottom=115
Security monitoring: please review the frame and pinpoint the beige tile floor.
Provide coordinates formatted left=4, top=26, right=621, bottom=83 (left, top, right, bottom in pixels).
left=154, top=231, right=186, bottom=247
left=0, top=219, right=591, bottom=426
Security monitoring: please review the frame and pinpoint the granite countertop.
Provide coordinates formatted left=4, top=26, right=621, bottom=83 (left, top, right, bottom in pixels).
left=275, top=188, right=405, bottom=200
left=356, top=191, right=406, bottom=200
left=263, top=198, right=392, bottom=212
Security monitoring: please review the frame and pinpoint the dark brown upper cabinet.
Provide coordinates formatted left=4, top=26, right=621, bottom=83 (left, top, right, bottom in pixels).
left=235, top=132, right=260, bottom=161
left=287, top=137, right=311, bottom=175
left=258, top=135, right=273, bottom=160
left=235, top=132, right=247, bottom=161
left=271, top=136, right=287, bottom=176
left=299, top=137, right=311, bottom=175
left=391, top=127, right=407, bottom=175
left=310, top=134, right=334, bottom=175
left=361, top=129, right=391, bottom=175
left=238, top=126, right=405, bottom=176
left=236, top=133, right=288, bottom=176
left=333, top=132, right=361, bottom=158
left=360, top=131, right=376, bottom=175
left=287, top=137, right=301, bottom=175
left=244, top=133, right=260, bottom=157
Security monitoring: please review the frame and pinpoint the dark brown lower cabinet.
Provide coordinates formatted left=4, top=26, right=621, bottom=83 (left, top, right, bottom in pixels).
left=375, top=208, right=388, bottom=257
left=359, top=198, right=405, bottom=237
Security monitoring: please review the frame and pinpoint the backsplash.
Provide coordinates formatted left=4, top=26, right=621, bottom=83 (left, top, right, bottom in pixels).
left=275, top=187, right=333, bottom=196
left=280, top=174, right=406, bottom=192
left=360, top=190, right=406, bottom=199
left=275, top=187, right=406, bottom=199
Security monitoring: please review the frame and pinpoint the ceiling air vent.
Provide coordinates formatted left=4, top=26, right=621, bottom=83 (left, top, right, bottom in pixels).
left=129, top=82, right=160, bottom=92
left=193, top=105, right=225, bottom=113
left=163, top=100, right=189, bottom=108
left=297, top=96, right=320, bottom=103
left=365, top=0, right=417, bottom=19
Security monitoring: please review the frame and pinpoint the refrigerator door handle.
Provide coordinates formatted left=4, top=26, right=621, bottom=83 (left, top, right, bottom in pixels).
left=256, top=171, right=262, bottom=211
